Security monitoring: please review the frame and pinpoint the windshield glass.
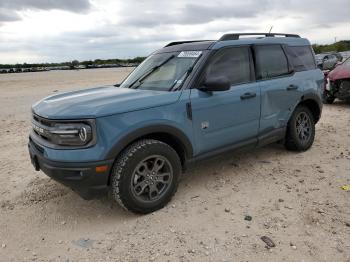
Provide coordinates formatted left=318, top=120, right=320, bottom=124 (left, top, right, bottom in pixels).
left=343, top=58, right=350, bottom=66
left=119, top=51, right=202, bottom=91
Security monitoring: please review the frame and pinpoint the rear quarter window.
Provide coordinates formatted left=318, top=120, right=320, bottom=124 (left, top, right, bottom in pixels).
left=286, top=46, right=316, bottom=72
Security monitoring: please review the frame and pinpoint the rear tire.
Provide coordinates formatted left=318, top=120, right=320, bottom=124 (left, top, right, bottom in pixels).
left=285, top=105, right=315, bottom=152
left=110, top=139, right=181, bottom=214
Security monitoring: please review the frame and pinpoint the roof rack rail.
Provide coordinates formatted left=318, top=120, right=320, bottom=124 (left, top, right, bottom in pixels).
left=164, top=40, right=211, bottom=47
left=219, top=33, right=300, bottom=41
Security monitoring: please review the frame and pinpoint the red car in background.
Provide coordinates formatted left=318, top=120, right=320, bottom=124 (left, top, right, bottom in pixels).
left=323, top=58, right=350, bottom=104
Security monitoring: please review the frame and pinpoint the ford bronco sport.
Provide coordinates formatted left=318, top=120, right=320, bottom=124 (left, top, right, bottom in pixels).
left=28, top=33, right=324, bottom=213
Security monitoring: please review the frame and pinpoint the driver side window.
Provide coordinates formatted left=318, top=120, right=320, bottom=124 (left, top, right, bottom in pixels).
left=204, top=47, right=253, bottom=86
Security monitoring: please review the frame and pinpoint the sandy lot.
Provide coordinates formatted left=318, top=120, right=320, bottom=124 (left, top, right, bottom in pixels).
left=0, top=68, right=350, bottom=262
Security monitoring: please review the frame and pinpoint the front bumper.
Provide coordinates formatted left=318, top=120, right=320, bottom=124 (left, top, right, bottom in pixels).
left=28, top=137, right=114, bottom=199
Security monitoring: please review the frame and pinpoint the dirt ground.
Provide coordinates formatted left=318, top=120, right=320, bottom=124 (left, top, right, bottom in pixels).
left=0, top=68, right=350, bottom=262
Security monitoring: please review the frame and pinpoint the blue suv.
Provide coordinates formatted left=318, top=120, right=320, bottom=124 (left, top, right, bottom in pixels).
left=28, top=33, right=324, bottom=213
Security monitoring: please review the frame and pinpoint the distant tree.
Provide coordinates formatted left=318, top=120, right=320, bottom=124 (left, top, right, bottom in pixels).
left=81, top=60, right=93, bottom=67
left=70, top=60, right=79, bottom=69
left=312, top=40, right=350, bottom=54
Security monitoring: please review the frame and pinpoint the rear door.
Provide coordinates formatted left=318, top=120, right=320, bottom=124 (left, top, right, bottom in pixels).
left=254, top=45, right=302, bottom=135
left=190, top=46, right=260, bottom=155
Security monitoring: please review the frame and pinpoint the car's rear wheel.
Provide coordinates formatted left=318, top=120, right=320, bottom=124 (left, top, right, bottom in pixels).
left=285, top=105, right=315, bottom=151
left=110, top=139, right=181, bottom=214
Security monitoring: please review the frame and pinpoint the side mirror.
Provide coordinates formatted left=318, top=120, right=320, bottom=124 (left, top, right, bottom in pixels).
left=199, top=76, right=231, bottom=92
left=114, top=83, right=121, bottom=87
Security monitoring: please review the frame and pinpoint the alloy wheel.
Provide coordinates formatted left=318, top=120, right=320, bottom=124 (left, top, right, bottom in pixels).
left=296, top=112, right=312, bottom=143
left=131, top=155, right=173, bottom=203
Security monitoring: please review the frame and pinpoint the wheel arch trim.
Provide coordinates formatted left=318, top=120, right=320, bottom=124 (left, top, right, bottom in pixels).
left=298, top=92, right=323, bottom=123
left=104, top=124, right=194, bottom=161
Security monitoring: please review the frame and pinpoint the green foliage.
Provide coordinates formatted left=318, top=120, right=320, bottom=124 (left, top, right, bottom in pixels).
left=0, top=57, right=146, bottom=69
left=312, top=40, right=350, bottom=54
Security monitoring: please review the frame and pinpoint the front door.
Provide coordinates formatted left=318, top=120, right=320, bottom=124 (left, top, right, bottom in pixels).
left=189, top=46, right=261, bottom=155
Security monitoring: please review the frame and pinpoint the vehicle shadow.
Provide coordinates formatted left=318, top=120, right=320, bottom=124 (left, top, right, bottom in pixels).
left=33, top=142, right=290, bottom=221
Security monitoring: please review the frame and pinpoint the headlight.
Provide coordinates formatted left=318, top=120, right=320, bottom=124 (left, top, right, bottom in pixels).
left=50, top=122, right=93, bottom=146
left=32, top=115, right=96, bottom=147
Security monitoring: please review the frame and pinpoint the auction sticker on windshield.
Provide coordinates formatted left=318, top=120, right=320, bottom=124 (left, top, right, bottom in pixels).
left=178, top=51, right=202, bottom=58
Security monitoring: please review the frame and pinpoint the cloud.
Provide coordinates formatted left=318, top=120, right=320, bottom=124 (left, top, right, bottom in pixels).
left=119, top=1, right=269, bottom=27
left=0, top=8, right=20, bottom=22
left=0, top=0, right=350, bottom=63
left=0, top=0, right=91, bottom=12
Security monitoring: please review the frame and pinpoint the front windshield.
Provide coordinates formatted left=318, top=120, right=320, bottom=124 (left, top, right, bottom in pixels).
left=343, top=57, right=350, bottom=66
left=119, top=51, right=202, bottom=91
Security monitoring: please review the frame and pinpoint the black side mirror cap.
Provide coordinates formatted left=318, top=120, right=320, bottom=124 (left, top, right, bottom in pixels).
left=114, top=83, right=121, bottom=87
left=199, top=76, right=231, bottom=92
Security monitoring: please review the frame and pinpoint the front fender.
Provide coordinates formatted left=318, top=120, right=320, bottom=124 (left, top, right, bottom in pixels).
left=104, top=123, right=193, bottom=160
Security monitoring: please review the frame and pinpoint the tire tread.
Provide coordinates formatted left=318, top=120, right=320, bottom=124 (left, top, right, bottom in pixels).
left=285, top=105, right=315, bottom=152
left=111, top=139, right=180, bottom=213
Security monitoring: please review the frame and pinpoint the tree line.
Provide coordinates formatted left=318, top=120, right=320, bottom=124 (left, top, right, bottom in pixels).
left=312, top=40, right=350, bottom=54
left=2, top=41, right=350, bottom=69
left=0, top=57, right=146, bottom=69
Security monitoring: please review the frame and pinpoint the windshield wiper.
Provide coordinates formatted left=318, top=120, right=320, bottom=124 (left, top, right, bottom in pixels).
left=169, top=67, right=193, bottom=92
left=169, top=53, right=202, bottom=91
left=128, top=54, right=175, bottom=89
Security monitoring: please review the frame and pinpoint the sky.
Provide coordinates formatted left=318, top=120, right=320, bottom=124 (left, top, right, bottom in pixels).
left=0, top=0, right=349, bottom=64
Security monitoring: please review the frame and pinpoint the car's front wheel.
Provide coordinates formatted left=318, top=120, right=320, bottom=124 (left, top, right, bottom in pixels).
left=111, top=139, right=181, bottom=214
left=285, top=105, right=315, bottom=152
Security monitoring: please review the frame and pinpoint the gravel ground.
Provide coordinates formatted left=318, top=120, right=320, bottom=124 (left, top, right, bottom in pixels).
left=0, top=68, right=350, bottom=262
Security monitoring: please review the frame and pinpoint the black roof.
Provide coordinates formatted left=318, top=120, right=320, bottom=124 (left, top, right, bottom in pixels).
left=155, top=40, right=215, bottom=54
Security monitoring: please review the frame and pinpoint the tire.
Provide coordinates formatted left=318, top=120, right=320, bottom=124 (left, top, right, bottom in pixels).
left=110, top=139, right=181, bottom=214
left=322, top=91, right=335, bottom=104
left=285, top=105, right=315, bottom=152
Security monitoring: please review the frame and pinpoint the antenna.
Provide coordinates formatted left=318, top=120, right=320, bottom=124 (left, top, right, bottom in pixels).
left=269, top=26, right=273, bottom=33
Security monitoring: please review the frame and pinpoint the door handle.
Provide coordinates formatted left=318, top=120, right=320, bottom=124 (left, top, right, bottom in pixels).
left=240, top=92, right=256, bottom=100
left=286, top=85, right=299, bottom=91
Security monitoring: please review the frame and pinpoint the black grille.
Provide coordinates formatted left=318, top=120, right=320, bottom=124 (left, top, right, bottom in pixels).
left=33, top=114, right=54, bottom=127
left=32, top=114, right=53, bottom=142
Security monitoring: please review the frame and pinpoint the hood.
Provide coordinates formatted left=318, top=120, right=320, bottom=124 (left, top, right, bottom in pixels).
left=329, top=64, right=350, bottom=80
left=32, top=85, right=181, bottom=119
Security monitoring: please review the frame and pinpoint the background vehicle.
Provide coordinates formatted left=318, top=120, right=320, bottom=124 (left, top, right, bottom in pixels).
left=28, top=33, right=324, bottom=213
left=323, top=57, right=350, bottom=103
left=316, top=52, right=342, bottom=70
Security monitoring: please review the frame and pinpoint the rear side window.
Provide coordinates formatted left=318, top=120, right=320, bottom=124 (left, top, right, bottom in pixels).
left=287, top=46, right=316, bottom=71
left=255, top=45, right=289, bottom=79
left=205, top=47, right=252, bottom=86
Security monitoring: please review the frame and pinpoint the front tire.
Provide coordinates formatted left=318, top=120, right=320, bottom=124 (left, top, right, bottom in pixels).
left=111, top=139, right=181, bottom=214
left=285, top=105, right=315, bottom=152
